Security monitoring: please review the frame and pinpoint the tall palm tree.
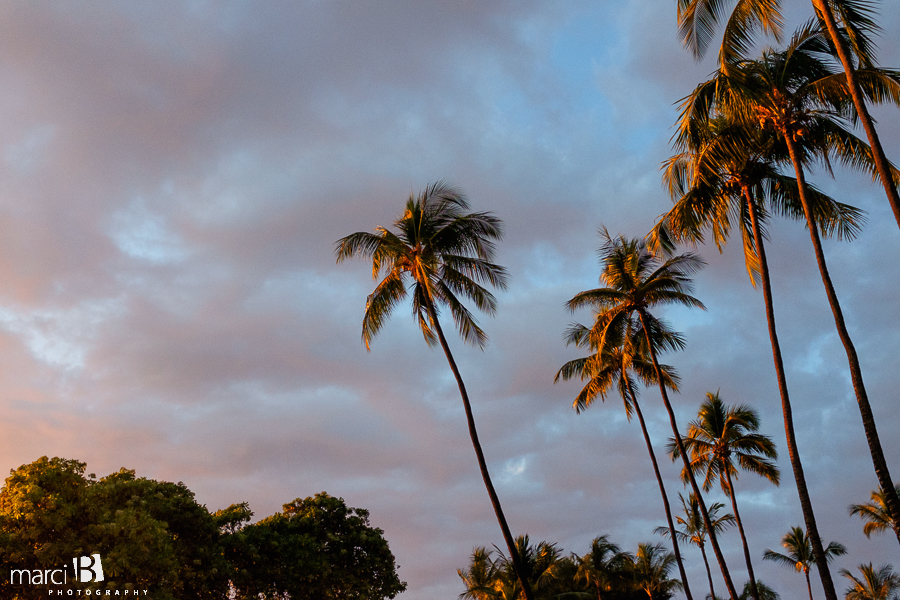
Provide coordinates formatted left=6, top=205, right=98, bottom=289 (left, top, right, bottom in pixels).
left=632, top=542, right=684, bottom=600
left=655, top=492, right=736, bottom=600
left=566, top=232, right=741, bottom=600
left=849, top=484, right=900, bottom=539
left=763, top=526, right=847, bottom=600
left=575, top=536, right=635, bottom=600
left=670, top=392, right=780, bottom=600
left=675, top=0, right=900, bottom=230
left=719, top=25, right=900, bottom=547
left=335, top=182, right=535, bottom=600
left=651, top=110, right=861, bottom=600
left=841, top=564, right=900, bottom=600
left=555, top=318, right=695, bottom=600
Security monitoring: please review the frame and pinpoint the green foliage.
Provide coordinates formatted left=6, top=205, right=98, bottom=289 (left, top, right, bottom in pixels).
left=226, top=492, right=406, bottom=600
left=457, top=534, right=682, bottom=600
left=0, top=458, right=405, bottom=600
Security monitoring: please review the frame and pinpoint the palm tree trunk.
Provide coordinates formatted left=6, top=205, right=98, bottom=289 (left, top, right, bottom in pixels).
left=638, top=310, right=739, bottom=600
left=630, top=389, right=695, bottom=600
left=724, top=467, right=759, bottom=600
left=699, top=542, right=716, bottom=600
left=784, top=137, right=900, bottom=548
left=805, top=568, right=814, bottom=600
left=743, top=187, right=838, bottom=600
left=423, top=298, right=536, bottom=600
left=809, top=0, right=900, bottom=230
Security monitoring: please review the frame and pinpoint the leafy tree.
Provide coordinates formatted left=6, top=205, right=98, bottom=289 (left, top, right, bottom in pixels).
left=655, top=493, right=735, bottom=600
left=849, top=484, right=900, bottom=538
left=458, top=547, right=501, bottom=600
left=335, top=182, right=536, bottom=600
left=565, top=231, right=741, bottom=600
left=763, top=526, right=846, bottom=600
left=670, top=392, right=779, bottom=600
left=0, top=456, right=227, bottom=599
left=227, top=492, right=406, bottom=600
left=841, top=563, right=900, bottom=600
left=555, top=317, right=695, bottom=599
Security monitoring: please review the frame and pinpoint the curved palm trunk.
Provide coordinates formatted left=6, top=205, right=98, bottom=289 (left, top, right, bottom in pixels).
left=723, top=467, right=760, bottom=600
left=805, top=568, right=814, bottom=600
left=784, top=137, right=900, bottom=548
left=630, top=387, right=695, bottom=600
left=637, top=311, right=739, bottom=600
left=743, top=186, right=838, bottom=600
left=423, top=298, right=536, bottom=600
left=698, top=542, right=716, bottom=600
left=809, top=0, right=900, bottom=231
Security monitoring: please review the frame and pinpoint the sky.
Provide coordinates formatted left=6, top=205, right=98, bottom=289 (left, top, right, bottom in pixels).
left=0, top=1, right=898, bottom=598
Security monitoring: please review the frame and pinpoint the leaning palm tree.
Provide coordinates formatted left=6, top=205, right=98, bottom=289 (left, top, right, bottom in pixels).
left=493, top=535, right=562, bottom=600
left=722, top=24, right=900, bottom=546
left=655, top=492, right=736, bottom=600
left=841, top=564, right=900, bottom=600
left=850, top=484, right=900, bottom=539
left=670, top=392, right=780, bottom=600
left=763, top=526, right=847, bottom=600
left=651, top=110, right=861, bottom=600
left=566, top=231, right=741, bottom=600
left=335, top=182, right=535, bottom=600
left=555, top=318, right=695, bottom=599
left=675, top=0, right=900, bottom=230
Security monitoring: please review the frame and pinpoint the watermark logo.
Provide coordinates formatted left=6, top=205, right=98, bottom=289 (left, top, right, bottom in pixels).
left=74, top=554, right=104, bottom=583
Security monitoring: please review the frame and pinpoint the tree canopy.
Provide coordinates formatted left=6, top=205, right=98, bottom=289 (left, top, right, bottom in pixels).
left=0, top=456, right=405, bottom=600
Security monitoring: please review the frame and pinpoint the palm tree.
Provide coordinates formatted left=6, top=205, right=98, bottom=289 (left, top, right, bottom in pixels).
left=763, top=526, right=847, bottom=600
left=335, top=182, right=535, bottom=600
left=632, top=543, right=684, bottom=600
left=555, top=318, right=695, bottom=600
left=459, top=547, right=500, bottom=600
left=849, top=484, right=900, bottom=539
left=493, top=536, right=563, bottom=600
left=656, top=492, right=735, bottom=600
left=724, top=25, right=900, bottom=547
left=566, top=232, right=741, bottom=600
left=651, top=110, right=860, bottom=600
left=674, top=0, right=900, bottom=230
left=670, top=392, right=780, bottom=600
left=574, top=536, right=635, bottom=600
left=841, top=564, right=900, bottom=600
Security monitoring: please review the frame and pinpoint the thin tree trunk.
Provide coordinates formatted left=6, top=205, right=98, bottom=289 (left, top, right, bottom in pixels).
left=743, top=188, right=838, bottom=600
left=699, top=542, right=716, bottom=600
left=423, top=298, right=536, bottom=600
left=638, top=310, right=739, bottom=600
left=724, top=468, right=760, bottom=600
left=784, top=136, right=900, bottom=548
left=631, top=389, right=695, bottom=600
left=806, top=569, right=814, bottom=600
left=809, top=0, right=900, bottom=230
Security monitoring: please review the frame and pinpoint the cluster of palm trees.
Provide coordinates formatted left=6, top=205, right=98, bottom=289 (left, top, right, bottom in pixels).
left=334, top=2, right=899, bottom=600
left=457, top=535, right=689, bottom=600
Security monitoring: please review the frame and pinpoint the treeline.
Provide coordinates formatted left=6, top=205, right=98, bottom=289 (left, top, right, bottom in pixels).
left=456, top=534, right=774, bottom=600
left=0, top=456, right=406, bottom=600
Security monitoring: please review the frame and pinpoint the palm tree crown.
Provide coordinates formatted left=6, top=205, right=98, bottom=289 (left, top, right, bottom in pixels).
left=849, top=484, right=900, bottom=539
left=841, top=563, right=900, bottom=600
left=763, top=526, right=846, bottom=600
left=335, top=181, right=507, bottom=349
